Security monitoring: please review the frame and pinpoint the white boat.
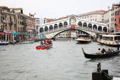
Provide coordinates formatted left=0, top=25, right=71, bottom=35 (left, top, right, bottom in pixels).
left=97, top=34, right=120, bottom=46
left=75, top=34, right=91, bottom=43
left=113, top=77, right=120, bottom=80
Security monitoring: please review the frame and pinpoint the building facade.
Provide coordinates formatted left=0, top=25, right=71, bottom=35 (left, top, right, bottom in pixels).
left=104, top=3, right=120, bottom=32
left=115, top=9, right=120, bottom=31
left=78, top=10, right=106, bottom=23
left=10, top=8, right=26, bottom=33
left=0, top=6, right=16, bottom=33
left=0, top=6, right=39, bottom=42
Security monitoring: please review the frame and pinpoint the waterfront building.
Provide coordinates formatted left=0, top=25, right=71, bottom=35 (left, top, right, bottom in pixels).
left=0, top=6, right=16, bottom=33
left=115, top=9, right=120, bottom=31
left=103, top=7, right=112, bottom=32
left=35, top=18, right=40, bottom=32
left=10, top=8, right=26, bottom=33
left=78, top=10, right=106, bottom=23
left=26, top=13, right=36, bottom=39
left=35, top=18, right=40, bottom=37
left=104, top=2, right=120, bottom=32
left=114, top=3, right=120, bottom=31
left=0, top=6, right=39, bottom=42
left=0, top=6, right=16, bottom=41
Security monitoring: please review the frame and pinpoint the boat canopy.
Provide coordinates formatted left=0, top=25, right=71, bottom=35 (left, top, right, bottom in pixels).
left=78, top=34, right=90, bottom=37
left=102, top=35, right=120, bottom=37
left=114, top=32, right=120, bottom=34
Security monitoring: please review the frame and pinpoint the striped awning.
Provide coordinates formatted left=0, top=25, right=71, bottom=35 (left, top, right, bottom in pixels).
left=0, top=32, right=12, bottom=35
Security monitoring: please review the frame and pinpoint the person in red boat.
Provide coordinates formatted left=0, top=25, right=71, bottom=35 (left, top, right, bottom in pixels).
left=45, top=42, right=48, bottom=45
left=44, top=40, right=47, bottom=44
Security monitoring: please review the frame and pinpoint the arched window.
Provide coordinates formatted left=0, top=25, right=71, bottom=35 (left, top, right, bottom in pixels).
left=98, top=26, right=102, bottom=31
left=40, top=27, right=44, bottom=33
left=49, top=25, right=53, bottom=31
left=83, top=22, right=87, bottom=27
left=78, top=21, right=82, bottom=27
left=88, top=23, right=92, bottom=29
left=59, top=23, right=63, bottom=28
left=45, top=26, right=48, bottom=31
left=93, top=25, right=97, bottom=29
left=64, top=22, right=68, bottom=27
left=103, top=27, right=107, bottom=32
left=54, top=24, right=58, bottom=29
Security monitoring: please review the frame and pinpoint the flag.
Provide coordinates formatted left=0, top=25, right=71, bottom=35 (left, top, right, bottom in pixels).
left=71, top=25, right=75, bottom=29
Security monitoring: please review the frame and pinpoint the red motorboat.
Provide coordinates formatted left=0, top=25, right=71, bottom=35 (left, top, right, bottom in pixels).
left=36, top=40, right=53, bottom=50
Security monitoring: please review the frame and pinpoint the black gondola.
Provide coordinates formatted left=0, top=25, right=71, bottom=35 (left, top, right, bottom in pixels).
left=82, top=48, right=119, bottom=59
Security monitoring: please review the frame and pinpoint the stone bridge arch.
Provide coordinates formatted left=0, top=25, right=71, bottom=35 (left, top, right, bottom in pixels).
left=49, top=29, right=93, bottom=39
left=38, top=15, right=108, bottom=39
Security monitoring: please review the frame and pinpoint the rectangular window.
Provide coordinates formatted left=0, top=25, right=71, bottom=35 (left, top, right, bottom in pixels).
left=119, top=18, right=120, bottom=24
left=117, top=13, right=119, bottom=15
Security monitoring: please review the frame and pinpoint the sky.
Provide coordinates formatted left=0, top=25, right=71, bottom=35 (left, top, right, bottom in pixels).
left=0, top=0, right=119, bottom=18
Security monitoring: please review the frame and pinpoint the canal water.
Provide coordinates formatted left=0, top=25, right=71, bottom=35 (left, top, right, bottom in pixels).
left=0, top=40, right=120, bottom=80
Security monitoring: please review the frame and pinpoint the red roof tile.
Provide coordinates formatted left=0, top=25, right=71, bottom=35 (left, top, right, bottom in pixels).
left=78, top=10, right=107, bottom=16
left=0, top=6, right=8, bottom=8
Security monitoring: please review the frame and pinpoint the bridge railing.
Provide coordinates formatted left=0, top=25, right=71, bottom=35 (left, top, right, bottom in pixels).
left=79, top=27, right=106, bottom=33
left=43, top=27, right=69, bottom=34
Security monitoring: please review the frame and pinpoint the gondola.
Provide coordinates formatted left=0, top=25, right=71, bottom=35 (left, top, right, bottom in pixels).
left=82, top=48, right=119, bottom=59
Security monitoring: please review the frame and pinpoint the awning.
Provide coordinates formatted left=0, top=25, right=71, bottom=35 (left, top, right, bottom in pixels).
left=6, top=33, right=12, bottom=35
left=12, top=32, right=22, bottom=35
left=24, top=33, right=31, bottom=36
left=0, top=32, right=5, bottom=35
left=114, top=32, right=120, bottom=34
left=0, top=32, right=12, bottom=35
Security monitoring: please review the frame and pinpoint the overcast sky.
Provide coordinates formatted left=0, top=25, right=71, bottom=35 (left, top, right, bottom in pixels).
left=0, top=0, right=119, bottom=18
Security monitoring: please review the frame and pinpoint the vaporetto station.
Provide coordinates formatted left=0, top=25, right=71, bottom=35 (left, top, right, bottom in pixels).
left=38, top=15, right=108, bottom=39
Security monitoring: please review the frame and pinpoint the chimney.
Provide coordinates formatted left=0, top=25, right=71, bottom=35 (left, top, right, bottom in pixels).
left=29, top=13, right=31, bottom=17
left=112, top=4, right=114, bottom=9
left=108, top=6, right=110, bottom=11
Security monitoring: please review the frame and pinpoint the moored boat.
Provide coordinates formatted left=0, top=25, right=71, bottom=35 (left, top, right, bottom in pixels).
left=20, top=41, right=34, bottom=44
left=0, top=41, right=9, bottom=45
left=82, top=47, right=119, bottom=59
left=75, top=34, right=91, bottom=43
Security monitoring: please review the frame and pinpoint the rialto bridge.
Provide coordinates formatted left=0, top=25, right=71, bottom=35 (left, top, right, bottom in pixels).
left=38, top=15, right=108, bottom=39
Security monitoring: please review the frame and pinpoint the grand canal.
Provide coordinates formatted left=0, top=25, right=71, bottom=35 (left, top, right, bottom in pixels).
left=0, top=39, right=120, bottom=80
